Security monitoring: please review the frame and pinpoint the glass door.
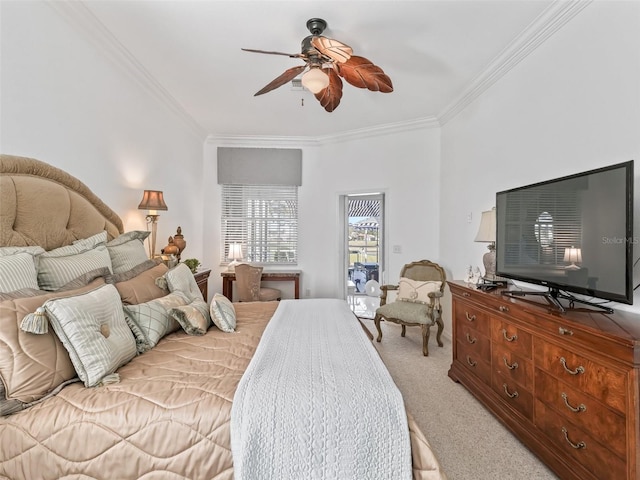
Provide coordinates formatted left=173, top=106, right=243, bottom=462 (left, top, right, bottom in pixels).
left=345, top=193, right=384, bottom=317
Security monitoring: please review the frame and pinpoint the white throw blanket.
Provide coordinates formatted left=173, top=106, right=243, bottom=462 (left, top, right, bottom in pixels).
left=231, top=298, right=412, bottom=480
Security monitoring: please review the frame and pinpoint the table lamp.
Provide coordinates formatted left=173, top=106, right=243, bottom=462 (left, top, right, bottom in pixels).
left=138, top=190, right=168, bottom=258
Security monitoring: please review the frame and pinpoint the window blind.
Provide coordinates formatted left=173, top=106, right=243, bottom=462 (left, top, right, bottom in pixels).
left=221, top=184, right=298, bottom=264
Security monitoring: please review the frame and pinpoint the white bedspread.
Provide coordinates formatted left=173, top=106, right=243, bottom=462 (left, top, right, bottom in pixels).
left=231, top=298, right=412, bottom=480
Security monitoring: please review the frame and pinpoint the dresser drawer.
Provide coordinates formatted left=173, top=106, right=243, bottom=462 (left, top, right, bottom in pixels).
left=456, top=340, right=491, bottom=385
left=535, top=400, right=625, bottom=480
left=492, top=318, right=532, bottom=359
left=453, top=301, right=491, bottom=337
left=534, top=341, right=627, bottom=414
left=492, top=372, right=533, bottom=421
left=456, top=324, right=491, bottom=359
left=535, top=368, right=626, bottom=458
left=492, top=345, right=533, bottom=390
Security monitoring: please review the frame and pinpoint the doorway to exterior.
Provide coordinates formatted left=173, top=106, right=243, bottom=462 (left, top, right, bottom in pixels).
left=345, top=193, right=384, bottom=318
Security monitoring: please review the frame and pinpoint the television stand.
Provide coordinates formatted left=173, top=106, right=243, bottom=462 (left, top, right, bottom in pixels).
left=501, top=287, right=614, bottom=314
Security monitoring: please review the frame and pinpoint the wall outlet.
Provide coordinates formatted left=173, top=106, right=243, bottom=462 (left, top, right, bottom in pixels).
left=392, top=245, right=402, bottom=254
left=305, top=288, right=311, bottom=297
left=467, top=212, right=473, bottom=223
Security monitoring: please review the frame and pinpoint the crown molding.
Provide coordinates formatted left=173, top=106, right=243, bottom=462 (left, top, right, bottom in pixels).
left=438, top=0, right=592, bottom=125
left=206, top=116, right=440, bottom=146
left=48, top=1, right=208, bottom=140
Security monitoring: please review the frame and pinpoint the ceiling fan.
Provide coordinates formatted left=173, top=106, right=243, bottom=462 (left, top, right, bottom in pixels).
left=242, top=18, right=393, bottom=112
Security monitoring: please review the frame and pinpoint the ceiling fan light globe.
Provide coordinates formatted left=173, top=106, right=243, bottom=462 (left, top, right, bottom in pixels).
left=301, top=68, right=330, bottom=93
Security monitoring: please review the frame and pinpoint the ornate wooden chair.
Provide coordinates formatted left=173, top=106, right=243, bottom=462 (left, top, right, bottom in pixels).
left=234, top=263, right=281, bottom=302
left=374, top=260, right=446, bottom=356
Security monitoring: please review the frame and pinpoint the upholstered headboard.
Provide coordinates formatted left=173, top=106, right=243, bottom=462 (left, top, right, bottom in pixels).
left=0, top=154, right=124, bottom=250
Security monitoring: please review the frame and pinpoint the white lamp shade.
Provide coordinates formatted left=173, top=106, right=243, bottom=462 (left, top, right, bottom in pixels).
left=301, top=68, right=330, bottom=93
left=228, top=243, right=243, bottom=261
left=563, top=247, right=582, bottom=264
left=475, top=208, right=496, bottom=243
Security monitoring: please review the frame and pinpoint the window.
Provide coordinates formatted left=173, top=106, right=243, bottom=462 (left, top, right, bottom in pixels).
left=220, top=184, right=298, bottom=265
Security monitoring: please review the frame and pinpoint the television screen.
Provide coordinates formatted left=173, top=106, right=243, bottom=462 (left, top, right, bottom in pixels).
left=496, top=160, right=634, bottom=306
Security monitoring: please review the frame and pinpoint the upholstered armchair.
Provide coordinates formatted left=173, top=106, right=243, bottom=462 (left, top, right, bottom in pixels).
left=234, top=264, right=281, bottom=302
left=374, top=260, right=446, bottom=356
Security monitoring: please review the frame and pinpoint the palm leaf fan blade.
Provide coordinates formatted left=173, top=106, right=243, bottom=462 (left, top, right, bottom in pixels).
left=253, top=65, right=307, bottom=96
left=310, top=37, right=353, bottom=63
left=336, top=55, right=393, bottom=93
left=315, top=68, right=343, bottom=112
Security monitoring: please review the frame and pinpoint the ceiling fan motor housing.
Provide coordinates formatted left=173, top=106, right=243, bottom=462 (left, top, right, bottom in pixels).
left=306, top=18, right=327, bottom=35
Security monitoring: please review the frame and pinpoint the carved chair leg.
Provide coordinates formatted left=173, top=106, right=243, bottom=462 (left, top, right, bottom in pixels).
left=436, top=315, right=444, bottom=347
left=421, top=324, right=430, bottom=356
left=401, top=324, right=406, bottom=337
left=374, top=315, right=383, bottom=343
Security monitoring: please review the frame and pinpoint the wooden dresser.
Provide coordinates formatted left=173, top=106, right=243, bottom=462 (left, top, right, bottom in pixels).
left=448, top=281, right=640, bottom=480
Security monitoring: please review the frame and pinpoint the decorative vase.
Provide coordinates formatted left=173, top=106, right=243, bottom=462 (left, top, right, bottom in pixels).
left=173, top=226, right=186, bottom=260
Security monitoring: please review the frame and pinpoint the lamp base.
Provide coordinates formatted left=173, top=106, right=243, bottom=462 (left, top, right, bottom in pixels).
left=227, top=259, right=241, bottom=272
left=482, top=244, right=496, bottom=280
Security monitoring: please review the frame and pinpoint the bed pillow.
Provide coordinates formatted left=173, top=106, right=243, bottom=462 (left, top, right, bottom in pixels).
left=168, top=298, right=212, bottom=336
left=0, top=278, right=105, bottom=415
left=37, top=239, right=112, bottom=291
left=110, top=262, right=169, bottom=305
left=72, top=230, right=108, bottom=249
left=210, top=293, right=236, bottom=333
left=123, top=291, right=190, bottom=353
left=44, top=283, right=137, bottom=387
left=0, top=246, right=45, bottom=293
left=106, top=230, right=150, bottom=274
left=397, top=278, right=442, bottom=304
left=162, top=263, right=204, bottom=302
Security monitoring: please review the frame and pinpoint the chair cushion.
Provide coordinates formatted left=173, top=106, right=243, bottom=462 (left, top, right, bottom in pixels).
left=376, top=301, right=431, bottom=324
left=259, top=287, right=281, bottom=301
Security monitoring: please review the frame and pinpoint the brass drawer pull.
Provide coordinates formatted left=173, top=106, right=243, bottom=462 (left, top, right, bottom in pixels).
left=465, top=312, right=476, bottom=322
left=561, top=427, right=586, bottom=449
left=499, top=305, right=509, bottom=313
left=561, top=392, right=587, bottom=413
left=502, top=383, right=519, bottom=398
left=466, top=356, right=477, bottom=367
left=502, top=329, right=518, bottom=342
left=503, top=357, right=518, bottom=370
left=462, top=292, right=471, bottom=297
left=558, top=327, right=574, bottom=336
left=560, top=357, right=585, bottom=376
left=465, top=333, right=477, bottom=344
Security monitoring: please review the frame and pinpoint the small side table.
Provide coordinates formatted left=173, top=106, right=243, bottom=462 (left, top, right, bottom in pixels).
left=193, top=269, right=211, bottom=301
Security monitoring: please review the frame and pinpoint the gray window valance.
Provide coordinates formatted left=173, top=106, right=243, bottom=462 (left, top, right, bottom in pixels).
left=217, top=147, right=302, bottom=186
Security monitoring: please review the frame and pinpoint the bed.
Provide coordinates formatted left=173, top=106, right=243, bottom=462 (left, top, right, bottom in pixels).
left=0, top=154, right=446, bottom=480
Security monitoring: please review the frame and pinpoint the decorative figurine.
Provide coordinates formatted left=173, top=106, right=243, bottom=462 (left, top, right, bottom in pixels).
left=161, top=236, right=179, bottom=257
left=173, top=226, right=186, bottom=260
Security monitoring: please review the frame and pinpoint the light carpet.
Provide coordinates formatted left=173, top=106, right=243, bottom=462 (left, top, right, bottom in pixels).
left=367, top=319, right=560, bottom=480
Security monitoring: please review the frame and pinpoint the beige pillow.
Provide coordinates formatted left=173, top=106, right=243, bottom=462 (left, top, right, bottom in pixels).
left=0, top=278, right=105, bottom=415
left=397, top=278, right=442, bottom=304
left=111, top=262, right=169, bottom=305
left=169, top=298, right=211, bottom=336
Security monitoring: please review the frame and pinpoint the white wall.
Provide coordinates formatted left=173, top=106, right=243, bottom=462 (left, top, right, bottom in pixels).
left=439, top=1, right=640, bottom=317
left=0, top=1, right=206, bottom=257
left=203, top=126, right=441, bottom=299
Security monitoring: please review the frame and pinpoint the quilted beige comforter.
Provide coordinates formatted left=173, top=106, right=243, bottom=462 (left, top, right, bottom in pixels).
left=0, top=301, right=444, bottom=480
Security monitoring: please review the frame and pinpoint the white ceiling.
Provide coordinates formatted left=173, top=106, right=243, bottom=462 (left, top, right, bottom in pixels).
left=64, top=0, right=557, bottom=138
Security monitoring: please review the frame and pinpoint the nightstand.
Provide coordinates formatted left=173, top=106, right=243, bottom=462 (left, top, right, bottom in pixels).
left=193, top=269, right=211, bottom=301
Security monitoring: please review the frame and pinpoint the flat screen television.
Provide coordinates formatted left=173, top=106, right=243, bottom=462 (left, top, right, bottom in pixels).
left=496, top=160, right=634, bottom=313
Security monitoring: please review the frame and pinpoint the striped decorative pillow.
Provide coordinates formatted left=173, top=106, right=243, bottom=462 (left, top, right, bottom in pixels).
left=210, top=293, right=236, bottom=333
left=0, top=247, right=45, bottom=293
left=106, top=231, right=150, bottom=274
left=37, top=243, right=113, bottom=291
left=163, top=263, right=204, bottom=302
left=44, top=283, right=137, bottom=387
